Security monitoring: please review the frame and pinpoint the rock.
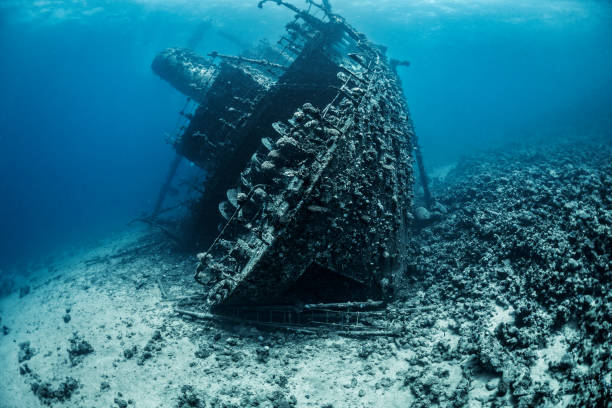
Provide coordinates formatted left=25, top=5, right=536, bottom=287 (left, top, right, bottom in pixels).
left=63, top=314, right=71, bottom=323
left=177, top=385, right=203, bottom=408
left=357, top=343, right=376, bottom=359
left=114, top=397, right=128, bottom=408
left=138, top=330, right=164, bottom=365
left=274, top=375, right=288, bottom=388
left=123, top=345, right=138, bottom=359
left=19, top=363, right=31, bottom=375
left=256, top=346, right=270, bottom=363
left=414, top=207, right=432, bottom=226
left=414, top=206, right=430, bottom=220
left=225, top=337, right=239, bottom=347
left=100, top=381, right=111, bottom=392
left=194, top=344, right=211, bottom=359
left=31, top=377, right=80, bottom=405
left=138, top=350, right=153, bottom=365
left=67, top=332, right=94, bottom=366
left=152, top=330, right=162, bottom=341
left=2, top=325, right=9, bottom=335
left=431, top=202, right=448, bottom=214
left=485, top=378, right=499, bottom=391
left=18, top=341, right=35, bottom=363
left=497, top=378, right=508, bottom=396
left=267, top=390, right=297, bottom=408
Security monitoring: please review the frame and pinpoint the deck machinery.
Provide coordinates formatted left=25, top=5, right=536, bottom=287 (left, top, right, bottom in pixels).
left=152, top=0, right=416, bottom=314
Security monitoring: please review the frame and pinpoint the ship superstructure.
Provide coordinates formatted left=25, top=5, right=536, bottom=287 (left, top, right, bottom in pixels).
left=152, top=0, right=417, bottom=312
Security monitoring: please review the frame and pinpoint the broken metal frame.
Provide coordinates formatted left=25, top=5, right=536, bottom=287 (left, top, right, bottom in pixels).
left=174, top=301, right=439, bottom=337
left=174, top=299, right=398, bottom=337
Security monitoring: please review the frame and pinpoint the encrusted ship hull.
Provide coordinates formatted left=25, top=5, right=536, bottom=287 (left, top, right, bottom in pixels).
left=152, top=1, right=415, bottom=310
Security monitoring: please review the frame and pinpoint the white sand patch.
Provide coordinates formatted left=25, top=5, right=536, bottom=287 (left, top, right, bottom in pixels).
left=529, top=324, right=580, bottom=408
left=487, top=304, right=514, bottom=334
left=0, top=227, right=441, bottom=407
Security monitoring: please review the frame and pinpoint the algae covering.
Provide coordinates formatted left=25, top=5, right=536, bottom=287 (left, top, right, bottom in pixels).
left=152, top=1, right=415, bottom=309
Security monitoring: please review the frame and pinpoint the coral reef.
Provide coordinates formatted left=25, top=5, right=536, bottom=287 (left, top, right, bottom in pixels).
left=400, top=138, right=611, bottom=407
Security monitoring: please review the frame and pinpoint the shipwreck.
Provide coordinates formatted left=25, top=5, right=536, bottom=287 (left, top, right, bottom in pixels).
left=151, top=0, right=429, bottom=321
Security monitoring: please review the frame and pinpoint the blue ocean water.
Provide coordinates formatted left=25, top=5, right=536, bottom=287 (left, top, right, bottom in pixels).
left=0, top=0, right=611, bottom=270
